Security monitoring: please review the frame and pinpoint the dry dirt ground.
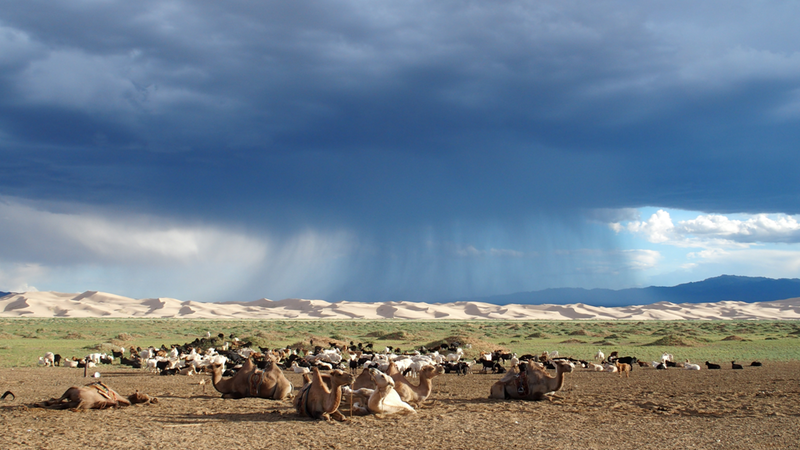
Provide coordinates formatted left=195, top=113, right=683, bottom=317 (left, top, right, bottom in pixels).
left=1, top=362, right=799, bottom=450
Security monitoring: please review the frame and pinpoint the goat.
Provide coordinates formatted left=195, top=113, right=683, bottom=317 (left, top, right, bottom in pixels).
left=615, top=356, right=637, bottom=369
left=683, top=362, right=701, bottom=370
left=615, top=362, right=631, bottom=378
left=750, top=361, right=762, bottom=367
left=705, top=361, right=721, bottom=370
left=731, top=361, right=743, bottom=370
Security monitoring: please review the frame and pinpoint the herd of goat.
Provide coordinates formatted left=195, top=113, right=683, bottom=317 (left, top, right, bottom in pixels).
left=18, top=334, right=767, bottom=416
left=35, top=334, right=762, bottom=378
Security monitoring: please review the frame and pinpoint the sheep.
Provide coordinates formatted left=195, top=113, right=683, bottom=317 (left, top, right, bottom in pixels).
left=705, top=361, right=721, bottom=370
left=731, top=361, right=743, bottom=370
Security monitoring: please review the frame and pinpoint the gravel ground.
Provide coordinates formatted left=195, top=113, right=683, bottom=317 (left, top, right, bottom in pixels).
left=1, top=361, right=799, bottom=450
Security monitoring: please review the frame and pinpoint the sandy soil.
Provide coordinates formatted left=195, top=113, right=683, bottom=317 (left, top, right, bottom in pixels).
left=1, top=362, right=799, bottom=449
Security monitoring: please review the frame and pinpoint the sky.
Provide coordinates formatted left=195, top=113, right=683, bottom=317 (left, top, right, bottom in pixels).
left=2, top=1, right=800, bottom=303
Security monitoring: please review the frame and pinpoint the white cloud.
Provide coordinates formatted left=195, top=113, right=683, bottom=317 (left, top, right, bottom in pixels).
left=620, top=209, right=675, bottom=243
left=622, top=249, right=662, bottom=270
left=677, top=214, right=800, bottom=243
left=611, top=210, right=800, bottom=247
left=685, top=248, right=800, bottom=276
left=0, top=263, right=43, bottom=293
left=0, top=197, right=366, bottom=301
left=0, top=198, right=267, bottom=266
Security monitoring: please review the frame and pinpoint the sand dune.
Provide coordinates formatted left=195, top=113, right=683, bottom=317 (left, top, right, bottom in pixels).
left=2, top=290, right=800, bottom=320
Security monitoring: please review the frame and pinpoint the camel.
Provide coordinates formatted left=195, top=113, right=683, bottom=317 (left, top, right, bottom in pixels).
left=352, top=367, right=375, bottom=390
left=210, top=357, right=293, bottom=400
left=386, top=361, right=444, bottom=407
left=489, top=360, right=574, bottom=401
left=350, top=368, right=415, bottom=416
left=294, top=368, right=353, bottom=421
left=36, top=382, right=135, bottom=410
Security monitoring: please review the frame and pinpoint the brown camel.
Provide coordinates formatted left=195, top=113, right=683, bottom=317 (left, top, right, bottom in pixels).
left=489, top=360, right=574, bottom=401
left=36, top=382, right=133, bottom=410
left=294, top=367, right=353, bottom=421
left=352, top=367, right=375, bottom=390
left=210, top=357, right=293, bottom=400
left=386, top=361, right=445, bottom=407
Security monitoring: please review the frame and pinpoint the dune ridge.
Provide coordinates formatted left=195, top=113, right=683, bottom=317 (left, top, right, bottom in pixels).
left=1, top=291, right=800, bottom=320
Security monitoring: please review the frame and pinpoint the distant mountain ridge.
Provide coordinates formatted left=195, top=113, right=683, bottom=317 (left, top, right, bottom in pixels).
left=456, top=275, right=800, bottom=307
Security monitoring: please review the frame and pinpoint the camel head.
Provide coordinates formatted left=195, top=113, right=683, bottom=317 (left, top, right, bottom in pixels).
left=368, top=368, right=395, bottom=389
left=329, top=369, right=355, bottom=387
left=551, top=360, right=574, bottom=373
left=421, top=365, right=445, bottom=378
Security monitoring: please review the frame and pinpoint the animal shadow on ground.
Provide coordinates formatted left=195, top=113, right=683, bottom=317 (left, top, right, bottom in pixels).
left=156, top=409, right=294, bottom=426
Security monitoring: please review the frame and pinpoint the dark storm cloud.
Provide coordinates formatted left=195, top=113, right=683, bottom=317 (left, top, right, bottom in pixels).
left=1, top=1, right=799, bottom=300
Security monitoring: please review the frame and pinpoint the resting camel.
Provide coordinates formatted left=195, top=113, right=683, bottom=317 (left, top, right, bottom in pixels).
left=350, top=368, right=415, bottom=416
left=210, top=357, right=293, bottom=400
left=294, top=367, right=354, bottom=421
left=489, top=360, right=573, bottom=401
left=35, top=382, right=156, bottom=410
left=386, top=361, right=444, bottom=407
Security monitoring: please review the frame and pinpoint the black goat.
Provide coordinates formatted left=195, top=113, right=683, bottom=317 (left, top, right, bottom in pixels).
left=705, top=361, right=721, bottom=369
left=731, top=361, right=743, bottom=370
left=750, top=361, right=763, bottom=367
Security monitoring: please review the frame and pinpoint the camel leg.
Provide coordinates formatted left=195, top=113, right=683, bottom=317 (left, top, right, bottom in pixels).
left=330, top=410, right=348, bottom=422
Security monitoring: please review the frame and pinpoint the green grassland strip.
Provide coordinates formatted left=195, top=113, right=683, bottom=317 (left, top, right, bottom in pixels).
left=0, top=318, right=798, bottom=368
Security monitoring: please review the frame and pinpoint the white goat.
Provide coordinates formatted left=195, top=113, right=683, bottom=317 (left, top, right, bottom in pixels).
left=684, top=360, right=701, bottom=370
left=40, top=352, right=55, bottom=366
left=603, top=363, right=618, bottom=373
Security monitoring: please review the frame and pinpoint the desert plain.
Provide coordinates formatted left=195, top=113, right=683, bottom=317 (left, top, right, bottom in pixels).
left=1, top=291, right=800, bottom=449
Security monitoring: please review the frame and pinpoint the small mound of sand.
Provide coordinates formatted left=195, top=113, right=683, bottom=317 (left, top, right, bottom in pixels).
left=569, top=329, right=593, bottom=336
left=645, top=335, right=695, bottom=347
left=722, top=335, right=745, bottom=341
left=593, top=340, right=617, bottom=346
left=289, top=335, right=350, bottom=349
left=560, top=338, right=586, bottom=344
left=380, top=331, right=409, bottom=340
left=527, top=332, right=552, bottom=338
